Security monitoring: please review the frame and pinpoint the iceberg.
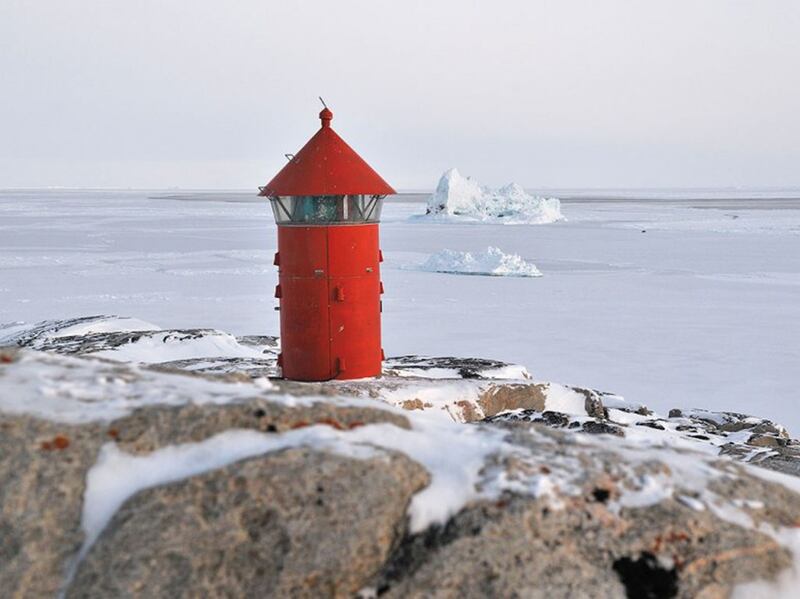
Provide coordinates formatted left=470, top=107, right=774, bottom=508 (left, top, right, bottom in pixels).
left=419, top=246, right=542, bottom=277
left=425, top=168, right=564, bottom=224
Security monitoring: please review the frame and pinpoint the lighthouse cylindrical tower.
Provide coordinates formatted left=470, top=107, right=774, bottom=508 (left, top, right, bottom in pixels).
left=259, top=107, right=395, bottom=382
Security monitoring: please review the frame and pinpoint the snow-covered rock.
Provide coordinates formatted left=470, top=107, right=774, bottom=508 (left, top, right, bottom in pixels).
left=3, top=346, right=800, bottom=597
left=0, top=315, right=159, bottom=347
left=383, top=355, right=531, bottom=380
left=0, top=315, right=280, bottom=379
left=424, top=168, right=564, bottom=224
left=418, top=246, right=542, bottom=277
left=4, top=318, right=800, bottom=597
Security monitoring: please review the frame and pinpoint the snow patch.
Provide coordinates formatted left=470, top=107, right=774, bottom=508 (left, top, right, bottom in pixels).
left=417, top=247, right=542, bottom=277
left=677, top=494, right=706, bottom=511
left=80, top=427, right=374, bottom=550
left=383, top=356, right=531, bottom=380
left=374, top=379, right=504, bottom=423
left=617, top=473, right=674, bottom=507
left=88, top=330, right=266, bottom=363
left=731, top=526, right=800, bottom=599
left=350, top=414, right=509, bottom=532
left=50, top=317, right=160, bottom=338
left=424, top=168, right=563, bottom=225
left=0, top=315, right=160, bottom=346
left=79, top=414, right=510, bottom=555
left=542, top=383, right=590, bottom=415
left=0, top=350, right=288, bottom=424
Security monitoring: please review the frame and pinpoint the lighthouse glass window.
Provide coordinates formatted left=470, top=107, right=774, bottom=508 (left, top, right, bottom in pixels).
left=270, top=195, right=384, bottom=224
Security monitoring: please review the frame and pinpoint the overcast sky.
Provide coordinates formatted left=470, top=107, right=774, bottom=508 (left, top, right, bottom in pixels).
left=1, top=1, right=799, bottom=190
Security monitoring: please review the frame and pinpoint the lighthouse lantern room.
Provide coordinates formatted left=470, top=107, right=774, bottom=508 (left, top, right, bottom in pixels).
left=259, top=106, right=395, bottom=382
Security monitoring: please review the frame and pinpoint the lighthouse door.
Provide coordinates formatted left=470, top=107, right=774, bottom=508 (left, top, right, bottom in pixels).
left=327, top=224, right=382, bottom=379
left=277, top=226, right=332, bottom=380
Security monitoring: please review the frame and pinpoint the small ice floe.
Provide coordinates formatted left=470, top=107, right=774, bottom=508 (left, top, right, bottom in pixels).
left=423, top=168, right=563, bottom=225
left=418, top=247, right=542, bottom=277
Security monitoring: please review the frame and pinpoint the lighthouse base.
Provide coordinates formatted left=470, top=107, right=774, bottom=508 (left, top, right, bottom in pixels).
left=275, top=223, right=383, bottom=382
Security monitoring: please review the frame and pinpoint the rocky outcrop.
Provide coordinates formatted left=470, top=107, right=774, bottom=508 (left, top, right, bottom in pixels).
left=62, top=421, right=800, bottom=599
left=0, top=315, right=605, bottom=423
left=373, top=429, right=799, bottom=598
left=3, top=319, right=800, bottom=597
left=0, top=414, right=106, bottom=598
left=68, top=449, right=429, bottom=598
left=0, top=390, right=421, bottom=595
left=489, top=407, right=800, bottom=478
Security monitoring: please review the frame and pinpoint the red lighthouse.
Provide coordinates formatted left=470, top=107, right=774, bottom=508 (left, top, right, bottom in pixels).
left=259, top=107, right=395, bottom=381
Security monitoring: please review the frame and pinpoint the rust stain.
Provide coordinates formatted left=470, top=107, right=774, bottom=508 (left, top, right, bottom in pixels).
left=53, top=435, right=70, bottom=450
left=455, top=400, right=480, bottom=422
left=40, top=435, right=71, bottom=451
left=401, top=398, right=425, bottom=411
left=650, top=530, right=691, bottom=554
left=682, top=541, right=779, bottom=575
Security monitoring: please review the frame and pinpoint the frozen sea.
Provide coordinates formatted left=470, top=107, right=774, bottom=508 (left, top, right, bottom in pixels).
left=1, top=189, right=799, bottom=431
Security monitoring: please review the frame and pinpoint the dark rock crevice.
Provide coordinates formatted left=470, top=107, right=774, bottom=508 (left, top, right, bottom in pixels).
left=613, top=552, right=678, bottom=599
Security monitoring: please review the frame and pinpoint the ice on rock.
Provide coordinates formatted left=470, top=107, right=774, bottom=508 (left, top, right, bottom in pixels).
left=425, top=168, right=564, bottom=224
left=419, top=247, right=542, bottom=277
left=0, top=315, right=160, bottom=346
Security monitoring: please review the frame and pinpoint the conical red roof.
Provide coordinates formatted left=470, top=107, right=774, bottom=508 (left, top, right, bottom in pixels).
left=259, top=108, right=395, bottom=197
